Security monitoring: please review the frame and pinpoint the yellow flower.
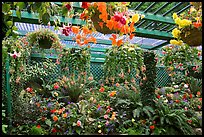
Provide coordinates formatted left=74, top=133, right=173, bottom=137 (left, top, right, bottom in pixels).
left=172, top=28, right=181, bottom=38
left=132, top=14, right=140, bottom=23
left=170, top=40, right=183, bottom=46
left=98, top=130, right=102, bottom=134
left=128, top=47, right=135, bottom=51
left=172, top=13, right=178, bottom=20
left=178, top=19, right=192, bottom=28
left=98, top=125, right=102, bottom=128
left=141, top=14, right=145, bottom=19
left=54, top=92, right=58, bottom=97
left=132, top=118, right=135, bottom=122
left=174, top=18, right=181, bottom=25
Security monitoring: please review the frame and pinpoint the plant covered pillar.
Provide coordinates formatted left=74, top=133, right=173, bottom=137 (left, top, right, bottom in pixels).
left=140, top=51, right=157, bottom=108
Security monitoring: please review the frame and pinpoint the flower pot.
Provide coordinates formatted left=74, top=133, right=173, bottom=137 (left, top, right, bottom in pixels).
left=38, top=37, right=53, bottom=49
left=91, top=8, right=115, bottom=34
left=180, top=27, right=202, bottom=47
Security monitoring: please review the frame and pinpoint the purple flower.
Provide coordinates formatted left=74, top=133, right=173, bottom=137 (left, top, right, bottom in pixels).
left=47, top=102, right=52, bottom=107
left=160, top=88, right=166, bottom=94
left=168, top=100, right=173, bottom=105
left=174, top=92, right=179, bottom=98
left=97, top=106, right=102, bottom=112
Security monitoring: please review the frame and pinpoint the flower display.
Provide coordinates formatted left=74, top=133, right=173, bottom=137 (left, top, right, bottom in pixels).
left=171, top=2, right=202, bottom=47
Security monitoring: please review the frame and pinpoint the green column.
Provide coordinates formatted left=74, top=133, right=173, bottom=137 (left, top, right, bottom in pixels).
left=6, top=55, right=12, bottom=134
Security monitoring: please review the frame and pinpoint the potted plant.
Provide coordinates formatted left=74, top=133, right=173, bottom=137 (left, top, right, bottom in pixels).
left=27, top=28, right=63, bottom=49
left=80, top=2, right=144, bottom=35
left=171, top=2, right=202, bottom=47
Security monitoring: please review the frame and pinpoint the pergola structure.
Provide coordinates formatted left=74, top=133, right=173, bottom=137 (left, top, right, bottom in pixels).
left=9, top=2, right=192, bottom=51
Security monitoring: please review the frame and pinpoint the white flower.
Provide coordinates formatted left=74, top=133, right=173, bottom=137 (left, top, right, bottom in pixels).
left=164, top=99, right=168, bottom=103
left=174, top=85, right=179, bottom=88
left=184, top=84, right=188, bottom=88
left=9, top=51, right=21, bottom=59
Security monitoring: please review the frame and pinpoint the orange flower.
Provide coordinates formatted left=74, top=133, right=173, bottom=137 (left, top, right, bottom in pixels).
left=36, top=102, right=40, bottom=107
left=120, top=25, right=130, bottom=34
left=99, top=12, right=108, bottom=22
left=106, top=19, right=114, bottom=30
left=62, top=113, right=68, bottom=118
left=58, top=109, right=63, bottom=114
left=82, top=26, right=91, bottom=35
left=76, top=39, right=81, bottom=45
left=175, top=100, right=180, bottom=103
left=71, top=26, right=80, bottom=34
left=88, top=36, right=97, bottom=44
left=97, top=2, right=107, bottom=13
left=99, top=22, right=104, bottom=28
left=109, top=91, right=117, bottom=97
left=53, top=115, right=58, bottom=122
left=99, top=87, right=105, bottom=92
left=193, top=21, right=202, bottom=28
left=76, top=34, right=81, bottom=39
left=83, top=39, right=89, bottom=45
left=117, top=39, right=123, bottom=47
left=189, top=94, right=193, bottom=99
left=115, top=83, right=120, bottom=87
left=197, top=91, right=201, bottom=96
left=129, top=33, right=135, bottom=39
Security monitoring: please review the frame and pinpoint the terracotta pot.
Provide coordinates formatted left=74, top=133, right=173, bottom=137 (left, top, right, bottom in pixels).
left=180, top=27, right=202, bottom=47
left=91, top=8, right=115, bottom=34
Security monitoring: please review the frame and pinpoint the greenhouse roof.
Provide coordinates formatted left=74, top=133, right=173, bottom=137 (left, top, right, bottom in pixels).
left=12, top=2, right=192, bottom=50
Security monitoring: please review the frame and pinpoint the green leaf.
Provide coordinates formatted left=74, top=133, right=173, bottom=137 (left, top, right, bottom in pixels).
left=16, top=9, right=21, bottom=19
left=45, top=119, right=52, bottom=127
left=6, top=21, right=13, bottom=27
left=42, top=13, right=50, bottom=25
left=76, top=128, right=81, bottom=135
left=2, top=4, right=11, bottom=13
left=6, top=29, right=12, bottom=36
left=17, top=2, right=25, bottom=10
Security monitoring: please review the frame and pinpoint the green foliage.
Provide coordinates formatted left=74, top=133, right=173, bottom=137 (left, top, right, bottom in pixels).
left=30, top=126, right=44, bottom=135
left=59, top=47, right=91, bottom=76
left=140, top=51, right=157, bottom=108
left=104, top=44, right=143, bottom=84
left=153, top=99, right=196, bottom=135
left=27, top=28, right=63, bottom=50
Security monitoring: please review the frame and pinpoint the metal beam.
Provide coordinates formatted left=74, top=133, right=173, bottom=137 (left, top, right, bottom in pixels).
left=150, top=41, right=169, bottom=50
left=143, top=2, right=157, bottom=13
left=134, top=28, right=173, bottom=40
left=176, top=4, right=191, bottom=14
left=11, top=10, right=86, bottom=26
left=153, top=2, right=170, bottom=14
left=162, top=2, right=183, bottom=16
left=133, top=2, right=145, bottom=10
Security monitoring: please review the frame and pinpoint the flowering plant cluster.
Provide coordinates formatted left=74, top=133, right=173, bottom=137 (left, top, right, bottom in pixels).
left=170, top=2, right=202, bottom=47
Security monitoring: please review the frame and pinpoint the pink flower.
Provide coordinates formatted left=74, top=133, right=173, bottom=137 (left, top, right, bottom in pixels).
left=113, top=12, right=123, bottom=21
left=65, top=4, right=71, bottom=11
left=9, top=51, right=21, bottom=59
left=120, top=17, right=126, bottom=25
left=54, top=84, right=59, bottom=89
left=106, top=109, right=111, bottom=113
left=77, top=120, right=81, bottom=127
left=88, top=76, right=93, bottom=81
left=26, top=87, right=33, bottom=93
left=105, top=120, right=109, bottom=126
left=104, top=114, right=108, bottom=119
left=155, top=58, right=158, bottom=62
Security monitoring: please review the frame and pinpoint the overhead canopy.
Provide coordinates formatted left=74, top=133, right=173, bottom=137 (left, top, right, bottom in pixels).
left=11, top=2, right=192, bottom=50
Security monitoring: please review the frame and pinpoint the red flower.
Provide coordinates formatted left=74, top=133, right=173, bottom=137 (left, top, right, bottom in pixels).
left=54, top=84, right=59, bottom=89
left=193, top=21, right=202, bottom=28
left=80, top=12, right=88, bottom=20
left=41, top=117, right=46, bottom=121
left=189, top=94, right=193, bottom=99
left=120, top=17, right=126, bottom=25
left=99, top=87, right=105, bottom=92
left=157, top=95, right=160, bottom=99
left=52, top=128, right=57, bottom=133
left=150, top=125, right=155, bottom=130
left=50, top=109, right=56, bottom=113
left=182, top=94, right=187, bottom=100
left=198, top=105, right=201, bottom=109
left=179, top=63, right=183, bottom=66
left=197, top=91, right=201, bottom=96
left=36, top=125, right=41, bottom=128
left=175, top=100, right=180, bottom=103
left=26, top=87, right=33, bottom=93
left=198, top=52, right=201, bottom=56
left=187, top=120, right=192, bottom=124
left=82, top=2, right=90, bottom=9
left=65, top=4, right=71, bottom=11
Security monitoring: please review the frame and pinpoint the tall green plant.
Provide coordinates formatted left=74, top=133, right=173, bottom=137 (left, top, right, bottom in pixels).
left=140, top=51, right=157, bottom=108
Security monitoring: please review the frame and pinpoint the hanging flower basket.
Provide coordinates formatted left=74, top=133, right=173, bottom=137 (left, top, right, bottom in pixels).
left=90, top=8, right=115, bottom=34
left=27, top=28, right=62, bottom=50
left=180, top=27, right=202, bottom=47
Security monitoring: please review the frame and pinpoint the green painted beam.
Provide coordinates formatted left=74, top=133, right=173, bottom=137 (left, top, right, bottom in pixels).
left=16, top=30, right=158, bottom=49
left=150, top=41, right=169, bottom=50
left=134, top=28, right=173, bottom=40
left=11, top=10, right=86, bottom=26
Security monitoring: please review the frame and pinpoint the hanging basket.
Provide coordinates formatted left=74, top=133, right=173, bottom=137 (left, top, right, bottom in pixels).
left=38, top=37, right=53, bottom=49
left=180, top=27, right=202, bottom=47
left=91, top=8, right=115, bottom=34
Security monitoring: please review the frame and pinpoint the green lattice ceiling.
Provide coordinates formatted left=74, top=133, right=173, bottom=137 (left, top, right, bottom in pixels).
left=9, top=2, right=192, bottom=50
